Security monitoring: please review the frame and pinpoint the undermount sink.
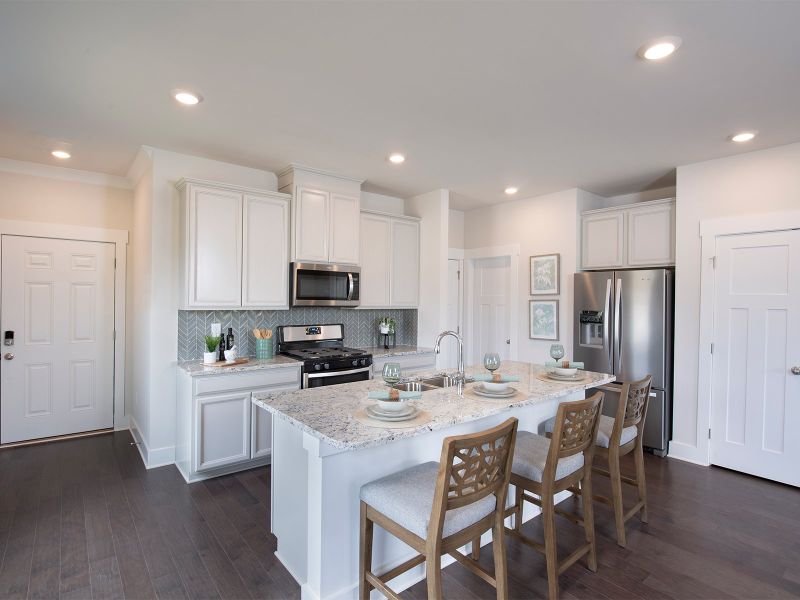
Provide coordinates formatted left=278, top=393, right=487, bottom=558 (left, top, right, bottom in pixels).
left=421, top=375, right=466, bottom=388
left=391, top=381, right=438, bottom=392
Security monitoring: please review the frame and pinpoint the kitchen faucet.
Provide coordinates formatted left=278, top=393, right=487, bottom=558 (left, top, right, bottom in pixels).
left=434, top=330, right=465, bottom=395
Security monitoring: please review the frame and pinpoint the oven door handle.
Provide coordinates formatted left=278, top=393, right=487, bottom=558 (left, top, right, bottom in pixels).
left=306, top=366, right=372, bottom=379
left=347, top=273, right=355, bottom=301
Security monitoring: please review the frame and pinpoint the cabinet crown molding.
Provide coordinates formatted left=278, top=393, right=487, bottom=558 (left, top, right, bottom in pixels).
left=360, top=209, right=421, bottom=222
left=581, top=197, right=675, bottom=216
left=278, top=163, right=364, bottom=185
left=175, top=177, right=290, bottom=199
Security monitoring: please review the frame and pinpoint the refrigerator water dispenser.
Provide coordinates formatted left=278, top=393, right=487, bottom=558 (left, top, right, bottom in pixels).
left=579, top=310, right=604, bottom=347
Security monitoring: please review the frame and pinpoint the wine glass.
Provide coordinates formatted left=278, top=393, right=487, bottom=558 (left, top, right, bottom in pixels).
left=483, top=352, right=501, bottom=374
left=549, top=344, right=565, bottom=364
left=382, top=362, right=401, bottom=386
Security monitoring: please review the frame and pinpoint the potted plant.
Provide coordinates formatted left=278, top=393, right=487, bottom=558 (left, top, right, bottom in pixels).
left=378, top=317, right=396, bottom=335
left=204, top=335, right=221, bottom=364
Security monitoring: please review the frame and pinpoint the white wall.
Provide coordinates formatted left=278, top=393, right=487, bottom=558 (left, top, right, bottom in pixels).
left=448, top=208, right=465, bottom=249
left=361, top=191, right=405, bottom=215
left=129, top=146, right=278, bottom=467
left=406, top=190, right=450, bottom=355
left=671, top=142, right=800, bottom=464
left=464, top=189, right=584, bottom=363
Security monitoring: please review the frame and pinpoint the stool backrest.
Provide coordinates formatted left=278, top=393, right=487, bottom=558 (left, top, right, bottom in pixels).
left=430, top=418, right=519, bottom=534
left=611, top=375, right=652, bottom=445
left=548, top=393, right=604, bottom=465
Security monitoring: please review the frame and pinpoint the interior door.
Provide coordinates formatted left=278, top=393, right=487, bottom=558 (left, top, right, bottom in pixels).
left=1, top=236, right=115, bottom=443
left=711, top=229, right=799, bottom=486
left=471, top=256, right=511, bottom=363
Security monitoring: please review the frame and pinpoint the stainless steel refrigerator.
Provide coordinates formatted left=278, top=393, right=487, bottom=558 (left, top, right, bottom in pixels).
left=573, top=269, right=673, bottom=455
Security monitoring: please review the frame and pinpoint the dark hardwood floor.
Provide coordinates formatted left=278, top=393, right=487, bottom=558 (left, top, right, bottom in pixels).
left=0, top=431, right=797, bottom=599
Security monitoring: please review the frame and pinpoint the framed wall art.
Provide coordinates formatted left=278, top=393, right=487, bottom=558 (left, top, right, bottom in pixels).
left=529, top=299, right=559, bottom=340
left=530, top=253, right=560, bottom=295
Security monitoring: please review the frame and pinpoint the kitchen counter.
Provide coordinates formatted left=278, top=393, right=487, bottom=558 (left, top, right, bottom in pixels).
left=361, top=345, right=434, bottom=358
left=177, top=355, right=299, bottom=376
left=255, top=361, right=613, bottom=599
left=253, top=361, right=612, bottom=451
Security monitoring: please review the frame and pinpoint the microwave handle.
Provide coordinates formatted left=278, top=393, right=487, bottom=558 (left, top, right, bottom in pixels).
left=347, top=273, right=354, bottom=300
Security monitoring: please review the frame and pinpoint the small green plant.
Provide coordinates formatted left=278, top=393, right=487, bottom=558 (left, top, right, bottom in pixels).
left=379, top=317, right=396, bottom=333
left=204, top=335, right=221, bottom=353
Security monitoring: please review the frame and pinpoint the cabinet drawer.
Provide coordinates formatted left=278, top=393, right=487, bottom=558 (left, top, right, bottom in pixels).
left=372, top=353, right=437, bottom=375
left=194, top=366, right=301, bottom=396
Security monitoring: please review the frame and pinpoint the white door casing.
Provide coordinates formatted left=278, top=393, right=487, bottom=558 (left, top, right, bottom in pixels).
left=1, top=236, right=115, bottom=443
left=442, top=259, right=463, bottom=370
left=471, top=256, right=511, bottom=364
left=710, top=229, right=799, bottom=486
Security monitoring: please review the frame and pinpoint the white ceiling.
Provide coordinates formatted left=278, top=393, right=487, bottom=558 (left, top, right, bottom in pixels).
left=1, top=1, right=798, bottom=210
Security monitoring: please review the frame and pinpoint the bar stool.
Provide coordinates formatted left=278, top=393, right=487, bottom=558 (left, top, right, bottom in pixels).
left=359, top=418, right=518, bottom=600
left=504, top=393, right=604, bottom=600
left=544, top=376, right=651, bottom=547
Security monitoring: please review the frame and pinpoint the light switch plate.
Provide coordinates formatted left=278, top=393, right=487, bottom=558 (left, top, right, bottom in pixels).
left=210, top=323, right=221, bottom=336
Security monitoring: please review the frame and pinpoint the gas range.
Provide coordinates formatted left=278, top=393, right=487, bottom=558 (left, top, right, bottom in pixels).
left=276, top=324, right=373, bottom=388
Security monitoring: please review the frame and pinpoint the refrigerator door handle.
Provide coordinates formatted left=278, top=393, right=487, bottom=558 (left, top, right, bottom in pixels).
left=604, top=278, right=613, bottom=373
left=614, top=277, right=622, bottom=375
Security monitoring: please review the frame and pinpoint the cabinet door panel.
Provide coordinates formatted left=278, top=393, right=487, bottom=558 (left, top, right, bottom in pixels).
left=581, top=212, right=625, bottom=270
left=189, top=186, right=242, bottom=307
left=627, top=202, right=675, bottom=266
left=329, top=194, right=360, bottom=264
left=359, top=213, right=391, bottom=308
left=251, top=403, right=272, bottom=459
left=294, top=187, right=329, bottom=262
left=195, top=391, right=250, bottom=472
left=243, top=194, right=290, bottom=308
left=390, top=219, right=420, bottom=307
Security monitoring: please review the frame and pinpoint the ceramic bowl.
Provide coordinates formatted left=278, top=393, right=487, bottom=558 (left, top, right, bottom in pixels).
left=482, top=381, right=509, bottom=392
left=377, top=398, right=408, bottom=412
left=554, top=367, right=578, bottom=377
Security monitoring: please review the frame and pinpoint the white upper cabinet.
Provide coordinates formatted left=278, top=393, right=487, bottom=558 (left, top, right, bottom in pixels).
left=390, top=218, right=420, bottom=307
left=185, top=184, right=242, bottom=308
left=329, top=193, right=360, bottom=264
left=359, top=210, right=420, bottom=309
left=242, top=193, right=290, bottom=308
left=359, top=212, right=391, bottom=308
left=294, top=187, right=329, bottom=262
left=626, top=201, right=675, bottom=266
left=580, top=198, right=675, bottom=270
left=582, top=210, right=625, bottom=270
left=279, top=165, right=363, bottom=265
left=177, top=178, right=291, bottom=310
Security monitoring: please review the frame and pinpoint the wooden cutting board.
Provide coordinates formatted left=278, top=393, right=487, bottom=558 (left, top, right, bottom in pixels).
left=204, top=358, right=250, bottom=368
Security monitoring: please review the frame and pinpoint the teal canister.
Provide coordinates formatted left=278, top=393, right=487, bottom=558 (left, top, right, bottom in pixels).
left=255, top=338, right=273, bottom=359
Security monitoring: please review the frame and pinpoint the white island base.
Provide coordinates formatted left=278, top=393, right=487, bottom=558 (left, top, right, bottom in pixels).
left=269, top=387, right=588, bottom=600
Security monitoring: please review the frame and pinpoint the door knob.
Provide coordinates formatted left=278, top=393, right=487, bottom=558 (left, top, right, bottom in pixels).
left=4, top=353, right=14, bottom=360
left=792, top=366, right=800, bottom=375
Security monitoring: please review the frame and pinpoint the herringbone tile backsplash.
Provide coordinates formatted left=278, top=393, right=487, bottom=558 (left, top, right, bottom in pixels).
left=178, top=308, right=418, bottom=360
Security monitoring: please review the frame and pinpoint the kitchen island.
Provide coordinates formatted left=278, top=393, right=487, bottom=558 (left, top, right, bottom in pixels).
left=253, top=361, right=614, bottom=600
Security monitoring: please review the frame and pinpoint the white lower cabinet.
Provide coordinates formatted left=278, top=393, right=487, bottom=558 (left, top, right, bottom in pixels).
left=176, top=365, right=301, bottom=483
left=372, top=352, right=437, bottom=377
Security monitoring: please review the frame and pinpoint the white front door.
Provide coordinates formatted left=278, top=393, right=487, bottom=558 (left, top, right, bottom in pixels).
left=1, top=236, right=115, bottom=444
left=711, top=229, right=800, bottom=486
left=442, top=259, right=462, bottom=369
left=471, top=256, right=511, bottom=364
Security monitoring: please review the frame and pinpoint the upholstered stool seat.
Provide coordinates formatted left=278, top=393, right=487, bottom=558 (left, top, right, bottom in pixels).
left=512, top=431, right=584, bottom=482
left=360, top=461, right=496, bottom=538
left=543, top=414, right=637, bottom=448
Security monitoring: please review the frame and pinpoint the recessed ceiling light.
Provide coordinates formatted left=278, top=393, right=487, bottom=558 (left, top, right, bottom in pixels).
left=51, top=150, right=71, bottom=159
left=388, top=153, right=405, bottom=164
left=173, top=90, right=203, bottom=105
left=730, top=132, right=756, bottom=143
left=638, top=36, right=682, bottom=60
left=504, top=187, right=518, bottom=195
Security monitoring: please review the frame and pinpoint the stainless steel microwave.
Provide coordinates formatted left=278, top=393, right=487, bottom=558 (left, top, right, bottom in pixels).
left=290, top=262, right=360, bottom=307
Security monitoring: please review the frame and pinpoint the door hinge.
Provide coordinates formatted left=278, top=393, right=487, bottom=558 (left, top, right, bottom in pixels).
left=113, top=330, right=117, bottom=341
left=457, top=270, right=461, bottom=280
left=708, top=428, right=712, bottom=439
left=114, top=258, right=117, bottom=268
left=711, top=256, right=716, bottom=269
left=710, top=342, right=714, bottom=354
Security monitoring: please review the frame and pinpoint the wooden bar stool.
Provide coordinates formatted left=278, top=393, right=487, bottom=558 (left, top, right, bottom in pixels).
left=544, top=376, right=651, bottom=547
left=590, top=375, right=652, bottom=547
left=359, top=418, right=518, bottom=600
left=503, top=393, right=604, bottom=600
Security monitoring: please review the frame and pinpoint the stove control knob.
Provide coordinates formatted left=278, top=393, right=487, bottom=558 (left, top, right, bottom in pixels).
left=324, top=363, right=330, bottom=370
left=352, top=359, right=358, bottom=367
left=314, top=364, right=321, bottom=371
left=360, top=359, right=367, bottom=366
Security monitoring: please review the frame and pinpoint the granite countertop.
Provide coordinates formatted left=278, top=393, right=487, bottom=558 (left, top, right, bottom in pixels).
left=252, top=361, right=614, bottom=451
left=362, top=345, right=435, bottom=358
left=177, top=355, right=300, bottom=376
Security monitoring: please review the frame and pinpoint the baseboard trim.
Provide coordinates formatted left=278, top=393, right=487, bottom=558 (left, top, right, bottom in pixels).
left=0, top=427, right=113, bottom=449
left=668, top=441, right=710, bottom=466
left=129, top=419, right=175, bottom=469
left=177, top=455, right=272, bottom=484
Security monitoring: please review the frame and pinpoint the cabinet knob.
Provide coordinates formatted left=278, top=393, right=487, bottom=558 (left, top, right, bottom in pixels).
left=3, top=353, right=14, bottom=360
left=792, top=366, right=800, bottom=375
